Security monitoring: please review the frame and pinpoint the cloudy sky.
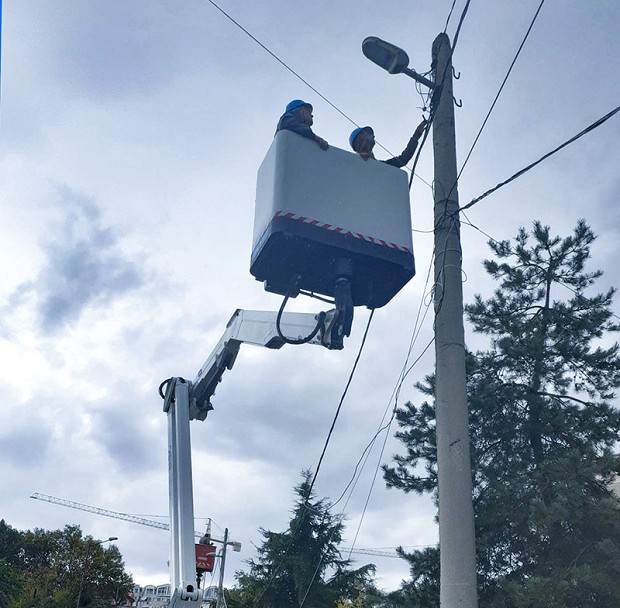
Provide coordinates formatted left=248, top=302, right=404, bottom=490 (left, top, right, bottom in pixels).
left=2, top=0, right=620, bottom=594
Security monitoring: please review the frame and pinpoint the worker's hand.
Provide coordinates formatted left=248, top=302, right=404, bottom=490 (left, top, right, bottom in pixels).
left=315, top=136, right=329, bottom=151
left=414, top=118, right=428, bottom=137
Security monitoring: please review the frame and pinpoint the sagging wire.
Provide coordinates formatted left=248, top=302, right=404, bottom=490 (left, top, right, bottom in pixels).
left=443, top=0, right=459, bottom=33
left=456, top=0, right=547, bottom=188
left=327, top=195, right=459, bottom=533
left=205, top=0, right=432, bottom=186
left=460, top=104, right=620, bottom=213
left=450, top=0, right=472, bottom=52
left=305, top=309, right=375, bottom=498
left=299, top=333, right=436, bottom=608
left=319, top=237, right=440, bottom=560
left=205, top=0, right=357, bottom=129
left=252, top=310, right=375, bottom=608
left=407, top=0, right=472, bottom=193
left=331, top=208, right=459, bottom=556
left=292, top=310, right=377, bottom=606
left=335, top=275, right=436, bottom=515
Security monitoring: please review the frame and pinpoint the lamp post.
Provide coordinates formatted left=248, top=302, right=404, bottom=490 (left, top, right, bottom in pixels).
left=363, top=34, right=478, bottom=608
left=76, top=536, right=118, bottom=608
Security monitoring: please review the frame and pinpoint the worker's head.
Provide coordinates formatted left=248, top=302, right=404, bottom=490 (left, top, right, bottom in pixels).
left=349, top=126, right=375, bottom=155
left=286, top=99, right=314, bottom=125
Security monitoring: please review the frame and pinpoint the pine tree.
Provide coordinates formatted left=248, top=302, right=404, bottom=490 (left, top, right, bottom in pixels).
left=384, top=221, right=620, bottom=606
left=228, top=470, right=375, bottom=608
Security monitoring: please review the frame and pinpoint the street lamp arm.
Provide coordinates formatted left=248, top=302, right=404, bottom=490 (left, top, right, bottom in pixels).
left=401, top=66, right=436, bottom=89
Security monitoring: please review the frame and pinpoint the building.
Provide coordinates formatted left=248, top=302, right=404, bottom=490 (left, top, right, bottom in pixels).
left=129, top=584, right=171, bottom=608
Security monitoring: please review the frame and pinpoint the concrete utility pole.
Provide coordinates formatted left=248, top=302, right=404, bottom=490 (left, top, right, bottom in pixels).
left=216, top=528, right=229, bottom=608
left=431, top=32, right=478, bottom=608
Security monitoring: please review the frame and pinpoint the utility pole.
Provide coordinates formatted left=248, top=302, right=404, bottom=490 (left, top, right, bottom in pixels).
left=216, top=528, right=229, bottom=608
left=432, top=32, right=478, bottom=608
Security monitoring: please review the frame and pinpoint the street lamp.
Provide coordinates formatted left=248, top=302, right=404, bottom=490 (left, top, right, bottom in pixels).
left=362, top=36, right=436, bottom=88
left=98, top=537, right=119, bottom=544
left=76, top=537, right=118, bottom=608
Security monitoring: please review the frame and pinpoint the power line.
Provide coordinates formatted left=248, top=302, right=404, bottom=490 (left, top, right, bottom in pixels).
left=431, top=0, right=546, bottom=236
left=408, top=0, right=473, bottom=190
left=298, top=247, right=437, bottom=603
left=251, top=311, right=374, bottom=607
left=306, top=310, right=375, bottom=498
left=450, top=0, right=472, bottom=52
left=205, top=0, right=356, bottom=128
left=443, top=0, right=459, bottom=33
left=298, top=331, right=435, bottom=606
left=460, top=104, right=620, bottom=212
left=205, top=0, right=432, bottom=186
left=457, top=0, right=546, bottom=182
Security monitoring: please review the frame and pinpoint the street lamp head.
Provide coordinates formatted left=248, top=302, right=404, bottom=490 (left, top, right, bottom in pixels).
left=362, top=36, right=410, bottom=74
left=91, top=536, right=118, bottom=546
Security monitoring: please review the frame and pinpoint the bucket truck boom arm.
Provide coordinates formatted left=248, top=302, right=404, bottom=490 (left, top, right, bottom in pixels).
left=162, top=306, right=344, bottom=608
left=190, top=308, right=341, bottom=421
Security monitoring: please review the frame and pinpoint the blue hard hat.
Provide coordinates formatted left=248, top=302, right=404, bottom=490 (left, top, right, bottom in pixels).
left=349, top=126, right=374, bottom=149
left=286, top=99, right=313, bottom=113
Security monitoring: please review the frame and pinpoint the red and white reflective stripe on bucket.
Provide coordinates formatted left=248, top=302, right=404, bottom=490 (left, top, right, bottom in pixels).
left=273, top=211, right=411, bottom=254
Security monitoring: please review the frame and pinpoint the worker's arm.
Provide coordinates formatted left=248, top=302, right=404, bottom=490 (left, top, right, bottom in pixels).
left=384, top=118, right=427, bottom=168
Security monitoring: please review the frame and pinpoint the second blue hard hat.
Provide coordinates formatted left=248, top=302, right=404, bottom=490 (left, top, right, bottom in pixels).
left=349, top=126, right=374, bottom=149
left=286, top=99, right=313, bottom=113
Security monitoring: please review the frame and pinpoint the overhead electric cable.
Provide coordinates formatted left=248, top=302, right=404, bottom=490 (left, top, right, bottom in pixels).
left=461, top=214, right=501, bottom=246
left=328, top=222, right=438, bottom=512
left=251, top=310, right=375, bottom=607
left=205, top=0, right=355, bottom=127
left=457, top=0, right=546, bottom=181
left=443, top=0, right=459, bottom=33
left=205, top=0, right=431, bottom=185
left=409, top=0, right=472, bottom=189
left=346, top=411, right=394, bottom=559
left=298, top=206, right=440, bottom=605
left=306, top=310, right=375, bottom=499
left=300, top=333, right=435, bottom=607
left=450, top=0, right=472, bottom=52
left=460, top=104, right=620, bottom=212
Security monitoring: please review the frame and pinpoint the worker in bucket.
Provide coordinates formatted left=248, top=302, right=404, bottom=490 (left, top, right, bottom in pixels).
left=349, top=117, right=427, bottom=167
left=276, top=99, right=329, bottom=150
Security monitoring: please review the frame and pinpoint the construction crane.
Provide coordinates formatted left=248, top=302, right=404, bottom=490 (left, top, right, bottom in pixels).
left=343, top=547, right=400, bottom=558
left=30, top=492, right=240, bottom=549
left=30, top=492, right=398, bottom=558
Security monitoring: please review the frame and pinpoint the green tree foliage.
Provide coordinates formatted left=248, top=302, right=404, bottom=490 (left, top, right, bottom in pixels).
left=227, top=471, right=376, bottom=608
left=0, top=520, right=24, bottom=608
left=383, top=221, right=620, bottom=606
left=0, top=521, right=132, bottom=608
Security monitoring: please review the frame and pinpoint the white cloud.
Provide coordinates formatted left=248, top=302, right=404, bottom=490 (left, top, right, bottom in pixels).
left=1, top=0, right=619, bottom=594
